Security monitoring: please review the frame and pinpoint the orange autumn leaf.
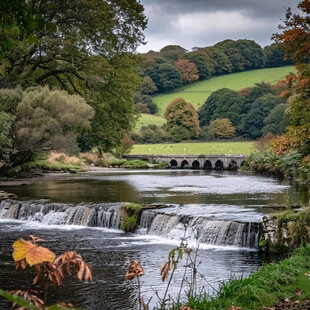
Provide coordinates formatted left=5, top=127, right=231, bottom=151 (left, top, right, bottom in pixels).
left=13, top=238, right=56, bottom=266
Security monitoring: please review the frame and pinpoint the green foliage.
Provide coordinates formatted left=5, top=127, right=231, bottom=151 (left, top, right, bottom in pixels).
left=176, top=245, right=310, bottom=310
left=0, top=112, right=16, bottom=164
left=245, top=94, right=285, bottom=139
left=87, top=54, right=141, bottom=153
left=275, top=208, right=310, bottom=250
left=121, top=160, right=149, bottom=169
left=216, top=39, right=265, bottom=71
left=107, top=159, right=128, bottom=167
left=141, top=75, right=158, bottom=95
left=147, top=63, right=182, bottom=92
left=169, top=125, right=192, bottom=142
left=261, top=103, right=289, bottom=136
left=209, top=118, right=236, bottom=139
left=247, top=149, right=309, bottom=182
left=199, top=88, right=245, bottom=134
left=159, top=45, right=187, bottom=62
left=120, top=203, right=143, bottom=232
left=264, top=43, right=293, bottom=68
left=0, top=86, right=93, bottom=171
left=1, top=0, right=147, bottom=89
left=23, top=159, right=82, bottom=173
left=165, top=97, right=200, bottom=138
left=132, top=124, right=170, bottom=144
left=183, top=51, right=215, bottom=79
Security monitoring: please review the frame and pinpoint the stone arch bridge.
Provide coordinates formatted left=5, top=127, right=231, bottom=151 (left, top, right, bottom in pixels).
left=125, top=154, right=248, bottom=170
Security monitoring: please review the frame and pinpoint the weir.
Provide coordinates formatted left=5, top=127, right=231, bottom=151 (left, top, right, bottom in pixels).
left=0, top=199, right=260, bottom=249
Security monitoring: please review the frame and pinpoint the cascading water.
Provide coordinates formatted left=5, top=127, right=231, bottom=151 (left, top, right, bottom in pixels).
left=0, top=199, right=260, bottom=248
left=138, top=209, right=260, bottom=248
left=0, top=199, right=122, bottom=229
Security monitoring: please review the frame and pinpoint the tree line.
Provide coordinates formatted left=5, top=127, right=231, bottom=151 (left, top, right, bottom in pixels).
left=131, top=81, right=289, bottom=144
left=135, top=40, right=293, bottom=114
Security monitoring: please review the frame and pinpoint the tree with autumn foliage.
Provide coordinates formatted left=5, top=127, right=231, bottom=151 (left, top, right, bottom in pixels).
left=164, top=97, right=200, bottom=140
left=247, top=0, right=310, bottom=183
left=175, top=59, right=199, bottom=84
left=209, top=118, right=236, bottom=139
left=271, top=0, right=310, bottom=158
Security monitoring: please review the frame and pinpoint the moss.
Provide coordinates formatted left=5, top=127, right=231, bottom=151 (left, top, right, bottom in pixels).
left=120, top=203, right=143, bottom=232
left=276, top=208, right=310, bottom=249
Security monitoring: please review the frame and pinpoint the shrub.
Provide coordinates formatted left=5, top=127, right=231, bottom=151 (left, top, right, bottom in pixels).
left=120, top=203, right=143, bottom=232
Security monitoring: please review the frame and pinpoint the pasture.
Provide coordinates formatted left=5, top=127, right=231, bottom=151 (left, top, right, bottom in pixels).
left=130, top=141, right=254, bottom=155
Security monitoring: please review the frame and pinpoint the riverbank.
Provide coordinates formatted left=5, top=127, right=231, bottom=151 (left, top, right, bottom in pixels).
left=175, top=245, right=310, bottom=310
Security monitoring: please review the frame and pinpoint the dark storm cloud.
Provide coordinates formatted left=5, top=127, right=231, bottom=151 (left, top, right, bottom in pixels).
left=138, top=0, right=298, bottom=52
left=141, top=0, right=297, bottom=18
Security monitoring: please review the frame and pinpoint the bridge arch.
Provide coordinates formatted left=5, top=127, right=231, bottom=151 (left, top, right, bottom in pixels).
left=181, top=160, right=189, bottom=169
left=203, top=160, right=212, bottom=170
left=228, top=160, right=238, bottom=171
left=215, top=160, right=224, bottom=170
left=192, top=160, right=200, bottom=169
left=170, top=159, right=178, bottom=168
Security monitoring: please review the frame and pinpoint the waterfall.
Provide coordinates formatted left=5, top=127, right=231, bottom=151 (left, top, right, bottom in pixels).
left=137, top=210, right=260, bottom=249
left=0, top=199, right=122, bottom=229
left=0, top=199, right=260, bottom=248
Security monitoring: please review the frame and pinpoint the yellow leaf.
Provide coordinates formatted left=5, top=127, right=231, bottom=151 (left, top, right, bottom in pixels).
left=12, top=239, right=35, bottom=261
left=12, top=238, right=56, bottom=266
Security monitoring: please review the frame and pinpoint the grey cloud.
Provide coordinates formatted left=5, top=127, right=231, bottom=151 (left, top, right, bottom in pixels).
left=138, top=0, right=298, bottom=52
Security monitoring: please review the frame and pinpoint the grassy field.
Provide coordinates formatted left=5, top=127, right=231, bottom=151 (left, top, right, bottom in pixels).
left=152, top=66, right=295, bottom=115
left=135, top=113, right=166, bottom=130
left=130, top=141, right=254, bottom=155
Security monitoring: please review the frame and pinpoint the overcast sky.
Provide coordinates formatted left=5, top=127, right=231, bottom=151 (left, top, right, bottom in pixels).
left=137, top=0, right=298, bottom=53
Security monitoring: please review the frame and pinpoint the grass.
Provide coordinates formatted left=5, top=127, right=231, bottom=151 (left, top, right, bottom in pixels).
left=135, top=113, right=166, bottom=131
left=174, top=245, right=310, bottom=310
left=23, top=159, right=82, bottom=172
left=130, top=142, right=254, bottom=155
left=152, top=66, right=296, bottom=115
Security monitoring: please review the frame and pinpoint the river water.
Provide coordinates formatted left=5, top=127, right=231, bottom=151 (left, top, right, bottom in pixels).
left=0, top=170, right=307, bottom=309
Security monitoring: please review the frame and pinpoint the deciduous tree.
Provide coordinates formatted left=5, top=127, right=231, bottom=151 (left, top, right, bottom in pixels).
left=209, top=118, right=235, bottom=139
left=175, top=58, right=199, bottom=84
left=165, top=97, right=200, bottom=138
left=0, top=86, right=94, bottom=171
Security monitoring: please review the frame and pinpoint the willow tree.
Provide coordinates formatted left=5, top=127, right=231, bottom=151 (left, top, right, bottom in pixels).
left=0, top=86, right=94, bottom=172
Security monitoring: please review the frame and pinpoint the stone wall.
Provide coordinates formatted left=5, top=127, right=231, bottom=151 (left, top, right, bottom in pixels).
left=260, top=208, right=310, bottom=253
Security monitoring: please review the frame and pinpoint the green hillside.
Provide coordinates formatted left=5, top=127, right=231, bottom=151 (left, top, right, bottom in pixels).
left=152, top=66, right=295, bottom=115
left=135, top=114, right=166, bottom=130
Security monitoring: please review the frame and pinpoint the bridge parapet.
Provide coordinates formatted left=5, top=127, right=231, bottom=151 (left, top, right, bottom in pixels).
left=124, top=154, right=248, bottom=170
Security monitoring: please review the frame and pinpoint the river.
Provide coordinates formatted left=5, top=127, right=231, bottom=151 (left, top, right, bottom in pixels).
left=0, top=170, right=307, bottom=309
